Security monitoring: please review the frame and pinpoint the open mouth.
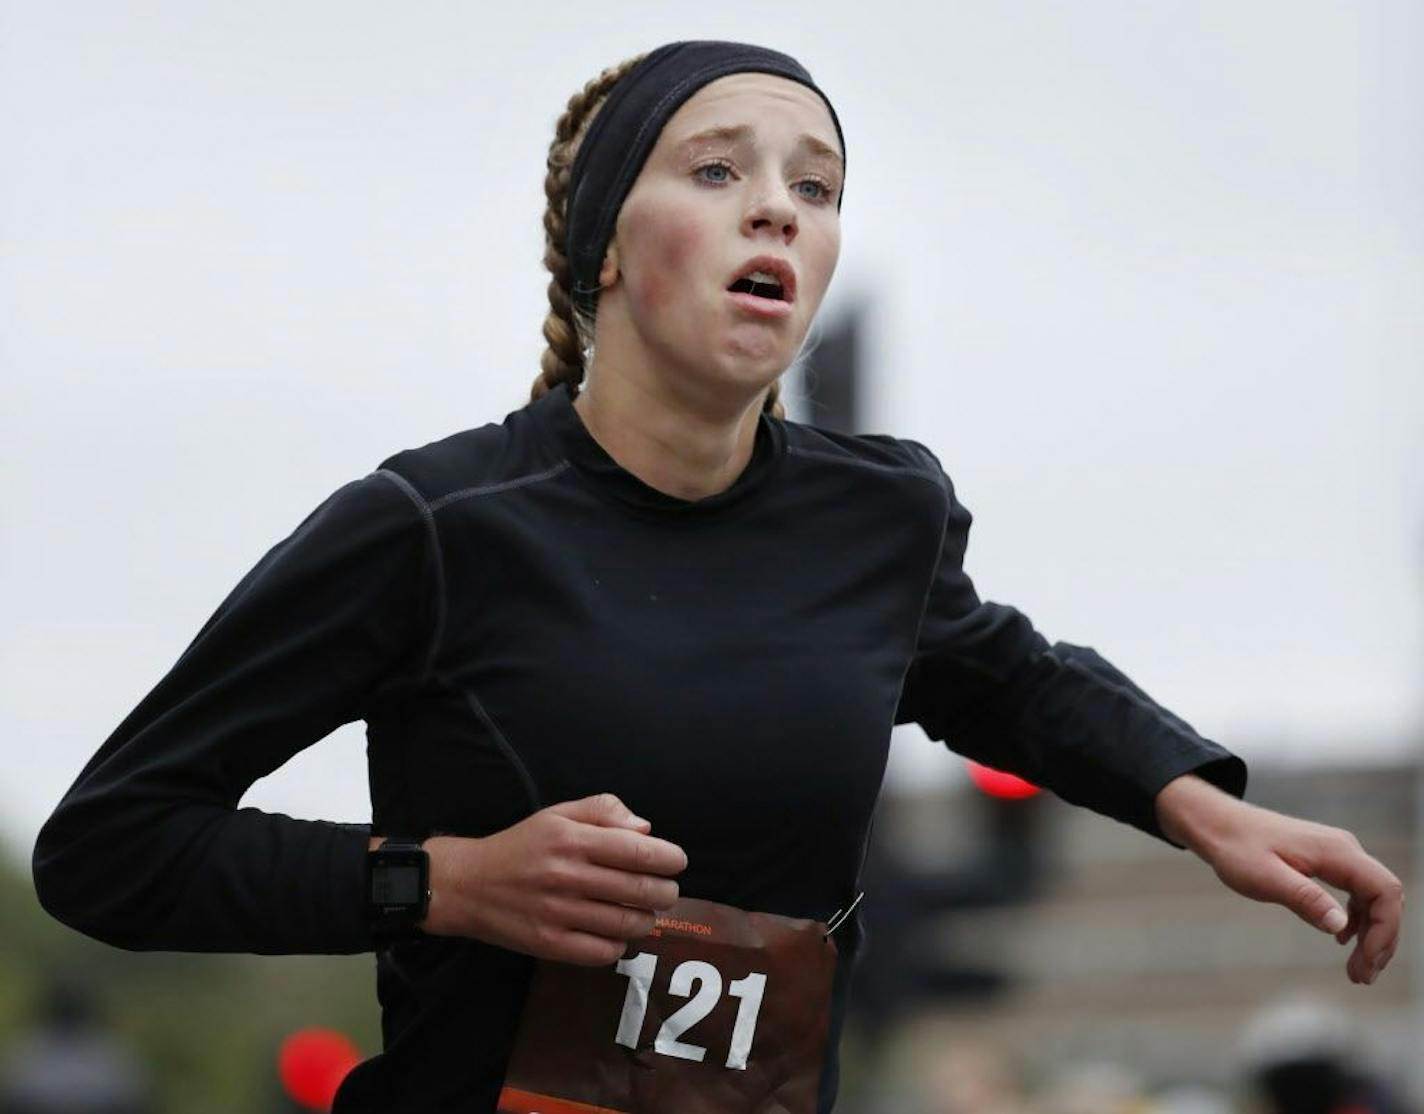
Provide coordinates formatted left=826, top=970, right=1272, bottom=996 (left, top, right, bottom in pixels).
left=727, top=276, right=787, bottom=302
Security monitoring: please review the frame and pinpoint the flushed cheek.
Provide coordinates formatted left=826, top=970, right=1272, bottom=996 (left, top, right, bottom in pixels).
left=634, top=270, right=673, bottom=313
left=631, top=213, right=707, bottom=314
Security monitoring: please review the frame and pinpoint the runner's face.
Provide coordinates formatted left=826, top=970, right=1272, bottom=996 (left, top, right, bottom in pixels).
left=595, top=73, right=843, bottom=398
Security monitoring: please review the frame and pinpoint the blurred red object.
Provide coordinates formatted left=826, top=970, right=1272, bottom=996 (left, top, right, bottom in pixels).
left=278, top=1027, right=362, bottom=1111
left=966, top=759, right=1040, bottom=800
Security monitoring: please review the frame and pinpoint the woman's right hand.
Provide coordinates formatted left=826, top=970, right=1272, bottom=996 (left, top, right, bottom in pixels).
left=411, top=793, right=687, bottom=966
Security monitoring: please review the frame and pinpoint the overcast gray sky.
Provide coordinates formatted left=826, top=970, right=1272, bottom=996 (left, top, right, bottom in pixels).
left=4, top=1, right=1421, bottom=864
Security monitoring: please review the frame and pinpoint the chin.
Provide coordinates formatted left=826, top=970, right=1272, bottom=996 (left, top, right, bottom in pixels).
left=711, top=344, right=791, bottom=381
left=724, top=321, right=805, bottom=366
left=683, top=361, right=784, bottom=408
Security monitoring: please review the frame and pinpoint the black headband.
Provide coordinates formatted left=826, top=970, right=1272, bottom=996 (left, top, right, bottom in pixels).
left=565, top=39, right=846, bottom=318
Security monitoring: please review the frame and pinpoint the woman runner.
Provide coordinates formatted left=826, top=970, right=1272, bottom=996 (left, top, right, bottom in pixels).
left=33, top=39, right=1403, bottom=1114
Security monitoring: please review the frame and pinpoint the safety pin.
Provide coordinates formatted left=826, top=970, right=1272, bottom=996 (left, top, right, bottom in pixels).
left=823, top=890, right=865, bottom=938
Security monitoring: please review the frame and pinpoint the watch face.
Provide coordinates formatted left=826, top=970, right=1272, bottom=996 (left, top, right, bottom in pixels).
left=369, top=848, right=428, bottom=909
left=372, top=864, right=423, bottom=906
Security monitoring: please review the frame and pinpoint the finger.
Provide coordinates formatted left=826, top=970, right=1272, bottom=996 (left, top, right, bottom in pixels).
left=547, top=793, right=651, bottom=831
left=581, top=825, right=689, bottom=877
left=571, top=860, right=680, bottom=912
left=1259, top=853, right=1349, bottom=934
left=538, top=926, right=631, bottom=968
left=1352, top=941, right=1395, bottom=985
left=1349, top=892, right=1403, bottom=983
left=1335, top=892, right=1367, bottom=945
left=1305, top=843, right=1405, bottom=974
left=546, top=894, right=658, bottom=943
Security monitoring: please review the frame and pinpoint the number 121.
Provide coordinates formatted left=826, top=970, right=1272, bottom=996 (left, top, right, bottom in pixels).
left=613, top=953, right=768, bottom=1071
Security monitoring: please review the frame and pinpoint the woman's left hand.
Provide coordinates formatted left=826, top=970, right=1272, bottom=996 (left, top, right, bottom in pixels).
left=1166, top=785, right=1404, bottom=985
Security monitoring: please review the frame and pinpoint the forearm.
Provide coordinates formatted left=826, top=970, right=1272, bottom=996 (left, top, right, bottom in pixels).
left=34, top=801, right=376, bottom=954
left=922, top=640, right=1248, bottom=848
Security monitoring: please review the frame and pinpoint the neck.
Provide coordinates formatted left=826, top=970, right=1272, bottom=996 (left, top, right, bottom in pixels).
left=572, top=365, right=766, bottom=503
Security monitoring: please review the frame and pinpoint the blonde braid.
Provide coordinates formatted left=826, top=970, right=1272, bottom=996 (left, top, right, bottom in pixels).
left=529, top=54, right=642, bottom=405
left=528, top=55, right=786, bottom=420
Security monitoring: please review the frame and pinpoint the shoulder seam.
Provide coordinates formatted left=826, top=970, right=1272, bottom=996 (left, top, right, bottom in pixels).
left=428, top=460, right=574, bottom=512
left=372, top=468, right=447, bottom=684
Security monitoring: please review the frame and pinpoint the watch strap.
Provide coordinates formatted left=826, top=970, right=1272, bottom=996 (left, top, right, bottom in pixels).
left=376, top=834, right=426, bottom=850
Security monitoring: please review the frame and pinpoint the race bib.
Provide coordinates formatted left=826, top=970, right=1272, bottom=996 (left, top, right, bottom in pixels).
left=496, top=896, right=838, bottom=1114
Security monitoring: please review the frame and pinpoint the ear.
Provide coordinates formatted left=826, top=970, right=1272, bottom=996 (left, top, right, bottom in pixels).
left=598, top=241, right=619, bottom=288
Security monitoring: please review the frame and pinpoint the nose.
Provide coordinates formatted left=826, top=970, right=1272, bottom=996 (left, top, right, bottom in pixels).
left=742, top=182, right=798, bottom=242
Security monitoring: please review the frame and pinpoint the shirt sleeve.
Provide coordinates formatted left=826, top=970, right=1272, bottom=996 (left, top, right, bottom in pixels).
left=31, top=468, right=437, bottom=954
left=892, top=442, right=1248, bottom=849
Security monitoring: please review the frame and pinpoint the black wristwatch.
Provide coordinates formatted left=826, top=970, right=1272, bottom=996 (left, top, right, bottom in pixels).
left=366, top=835, right=431, bottom=945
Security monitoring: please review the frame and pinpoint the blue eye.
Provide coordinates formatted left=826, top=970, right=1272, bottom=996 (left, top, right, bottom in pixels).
left=693, top=159, right=836, bottom=204
left=695, top=160, right=734, bottom=184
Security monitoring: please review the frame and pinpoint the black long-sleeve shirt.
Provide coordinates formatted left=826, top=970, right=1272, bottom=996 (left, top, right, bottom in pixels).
left=32, top=381, right=1248, bottom=1112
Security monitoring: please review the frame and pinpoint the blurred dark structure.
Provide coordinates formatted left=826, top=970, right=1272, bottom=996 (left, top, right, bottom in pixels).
left=0, top=970, right=153, bottom=1114
left=853, top=791, right=1049, bottom=1047
left=1252, top=1058, right=1408, bottom=1114
left=1241, top=993, right=1412, bottom=1114
left=798, top=303, right=860, bottom=434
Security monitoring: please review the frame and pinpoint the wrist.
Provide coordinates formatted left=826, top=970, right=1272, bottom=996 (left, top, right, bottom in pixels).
left=1154, top=772, right=1243, bottom=858
left=417, top=835, right=452, bottom=936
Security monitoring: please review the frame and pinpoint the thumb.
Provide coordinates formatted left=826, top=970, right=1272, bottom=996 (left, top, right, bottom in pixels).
left=1273, top=862, right=1348, bottom=934
left=1320, top=904, right=1349, bottom=934
left=549, top=792, right=651, bottom=831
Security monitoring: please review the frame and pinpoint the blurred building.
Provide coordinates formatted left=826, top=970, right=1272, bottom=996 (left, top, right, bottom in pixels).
left=860, top=758, right=1418, bottom=1110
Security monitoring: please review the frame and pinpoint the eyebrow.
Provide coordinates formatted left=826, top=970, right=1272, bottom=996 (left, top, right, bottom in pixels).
left=677, top=124, right=844, bottom=170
